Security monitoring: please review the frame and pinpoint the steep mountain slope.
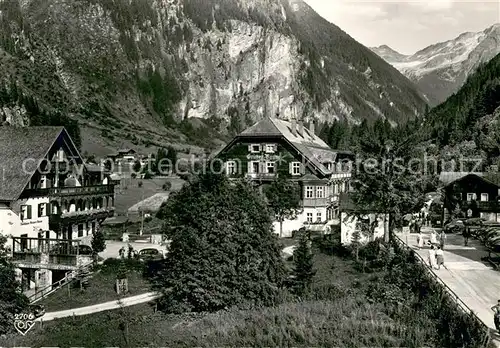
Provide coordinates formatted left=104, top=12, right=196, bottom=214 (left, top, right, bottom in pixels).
left=371, top=24, right=500, bottom=106
left=421, top=52, right=500, bottom=167
left=0, top=0, right=427, bottom=154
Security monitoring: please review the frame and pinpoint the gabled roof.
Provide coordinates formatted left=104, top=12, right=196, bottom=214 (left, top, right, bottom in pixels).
left=234, top=117, right=341, bottom=176
left=439, top=172, right=483, bottom=186
left=441, top=172, right=500, bottom=188
left=0, top=126, right=66, bottom=201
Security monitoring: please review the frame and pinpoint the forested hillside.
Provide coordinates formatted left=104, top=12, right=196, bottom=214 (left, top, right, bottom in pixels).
left=320, top=52, right=500, bottom=172
left=0, top=0, right=426, bottom=154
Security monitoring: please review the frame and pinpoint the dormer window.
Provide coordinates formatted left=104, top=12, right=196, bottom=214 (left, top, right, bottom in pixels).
left=265, top=144, right=276, bottom=153
left=250, top=144, right=260, bottom=153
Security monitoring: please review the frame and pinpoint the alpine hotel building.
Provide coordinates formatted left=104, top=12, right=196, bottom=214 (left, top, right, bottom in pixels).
left=216, top=117, right=354, bottom=237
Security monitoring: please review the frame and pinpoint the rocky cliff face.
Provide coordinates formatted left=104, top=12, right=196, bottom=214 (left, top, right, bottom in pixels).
left=0, top=0, right=427, bottom=153
left=372, top=23, right=500, bottom=106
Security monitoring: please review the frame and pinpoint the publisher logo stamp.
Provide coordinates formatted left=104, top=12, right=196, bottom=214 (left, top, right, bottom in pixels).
left=14, top=313, right=36, bottom=335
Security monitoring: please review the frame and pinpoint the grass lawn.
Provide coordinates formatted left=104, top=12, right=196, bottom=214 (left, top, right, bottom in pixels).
left=1, top=240, right=490, bottom=347
left=38, top=263, right=151, bottom=312
left=113, top=177, right=185, bottom=215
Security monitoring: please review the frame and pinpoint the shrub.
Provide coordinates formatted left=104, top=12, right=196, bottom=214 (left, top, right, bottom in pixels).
left=138, top=181, right=143, bottom=188
left=162, top=181, right=172, bottom=191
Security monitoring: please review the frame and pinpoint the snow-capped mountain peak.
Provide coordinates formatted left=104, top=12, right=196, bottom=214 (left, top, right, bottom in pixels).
left=371, top=23, right=500, bottom=105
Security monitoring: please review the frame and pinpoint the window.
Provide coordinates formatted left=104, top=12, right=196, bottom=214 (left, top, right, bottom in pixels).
left=316, top=212, right=322, bottom=222
left=481, top=193, right=489, bottom=202
left=226, top=161, right=236, bottom=175
left=265, top=144, right=276, bottom=153
left=291, top=162, right=301, bottom=175
left=266, top=162, right=275, bottom=174
left=467, top=193, right=476, bottom=201
left=20, top=205, right=32, bottom=221
left=306, top=212, right=313, bottom=223
left=333, top=184, right=338, bottom=194
left=57, top=149, right=64, bottom=161
left=38, top=203, right=47, bottom=218
left=251, top=161, right=260, bottom=173
left=316, top=186, right=324, bottom=198
left=250, top=144, right=260, bottom=153
left=78, top=224, right=84, bottom=237
left=305, top=186, right=314, bottom=198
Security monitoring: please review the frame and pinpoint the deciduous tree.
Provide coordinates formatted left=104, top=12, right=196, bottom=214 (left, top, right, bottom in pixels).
left=153, top=173, right=286, bottom=313
left=264, top=177, right=301, bottom=238
left=351, top=136, right=428, bottom=242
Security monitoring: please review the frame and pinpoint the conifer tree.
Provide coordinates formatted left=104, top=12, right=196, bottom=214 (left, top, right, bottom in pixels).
left=292, top=231, right=316, bottom=295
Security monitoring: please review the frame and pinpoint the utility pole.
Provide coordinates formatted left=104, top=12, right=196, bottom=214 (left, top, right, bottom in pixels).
left=140, top=186, right=144, bottom=236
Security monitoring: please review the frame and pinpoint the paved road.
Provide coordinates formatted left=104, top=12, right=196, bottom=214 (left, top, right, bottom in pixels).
left=397, top=227, right=500, bottom=346
left=99, top=240, right=168, bottom=260
left=37, top=292, right=160, bottom=322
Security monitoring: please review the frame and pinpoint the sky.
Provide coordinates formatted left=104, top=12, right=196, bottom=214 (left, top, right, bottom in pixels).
left=303, top=0, right=500, bottom=55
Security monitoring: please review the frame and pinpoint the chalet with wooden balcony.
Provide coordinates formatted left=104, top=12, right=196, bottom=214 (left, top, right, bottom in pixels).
left=215, top=117, right=354, bottom=237
left=441, top=172, right=500, bottom=223
left=0, top=126, right=115, bottom=293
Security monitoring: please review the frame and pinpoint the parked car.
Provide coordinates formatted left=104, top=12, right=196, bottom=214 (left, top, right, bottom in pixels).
left=76, top=245, right=93, bottom=255
left=444, top=219, right=465, bottom=234
left=137, top=248, right=163, bottom=261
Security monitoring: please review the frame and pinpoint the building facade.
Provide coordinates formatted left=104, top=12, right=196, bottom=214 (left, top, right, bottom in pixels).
left=215, top=117, right=353, bottom=237
left=441, top=172, right=500, bottom=223
left=0, top=126, right=115, bottom=293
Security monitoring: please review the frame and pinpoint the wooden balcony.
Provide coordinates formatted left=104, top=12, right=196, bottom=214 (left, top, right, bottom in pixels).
left=302, top=198, right=329, bottom=207
left=24, top=184, right=115, bottom=198
left=11, top=237, right=83, bottom=269
left=246, top=173, right=277, bottom=180
left=461, top=200, right=500, bottom=212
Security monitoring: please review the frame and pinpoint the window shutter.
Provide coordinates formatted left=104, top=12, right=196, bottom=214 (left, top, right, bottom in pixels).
left=274, top=144, right=278, bottom=152
left=300, top=163, right=305, bottom=175
left=46, top=203, right=51, bottom=215
left=38, top=204, right=42, bottom=218
left=289, top=162, right=293, bottom=174
left=27, top=205, right=32, bottom=219
left=247, top=161, right=252, bottom=174
left=248, top=144, right=252, bottom=152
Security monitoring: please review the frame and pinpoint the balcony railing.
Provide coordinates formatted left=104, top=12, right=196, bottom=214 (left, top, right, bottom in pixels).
left=11, top=237, right=83, bottom=267
left=246, top=173, right=277, bottom=179
left=25, top=184, right=115, bottom=198
left=461, top=200, right=500, bottom=212
left=60, top=207, right=115, bottom=219
left=302, top=198, right=329, bottom=207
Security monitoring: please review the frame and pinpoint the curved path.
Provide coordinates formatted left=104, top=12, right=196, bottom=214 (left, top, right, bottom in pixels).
left=38, top=245, right=297, bottom=322
left=37, top=292, right=160, bottom=322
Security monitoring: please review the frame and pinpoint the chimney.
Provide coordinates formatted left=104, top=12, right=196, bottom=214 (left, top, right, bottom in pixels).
left=291, top=118, right=297, bottom=136
left=309, top=120, right=315, bottom=135
left=298, top=120, right=304, bottom=136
